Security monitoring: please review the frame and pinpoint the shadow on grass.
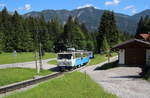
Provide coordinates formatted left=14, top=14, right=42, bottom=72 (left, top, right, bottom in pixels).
left=48, top=66, right=60, bottom=72
left=95, top=60, right=119, bottom=70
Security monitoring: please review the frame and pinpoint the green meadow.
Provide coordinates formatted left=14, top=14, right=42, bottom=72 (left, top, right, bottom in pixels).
left=0, top=52, right=56, bottom=64
left=88, top=54, right=107, bottom=66
left=5, top=72, right=117, bottom=98
left=88, top=52, right=117, bottom=66
left=0, top=68, right=52, bottom=86
left=48, top=60, right=57, bottom=65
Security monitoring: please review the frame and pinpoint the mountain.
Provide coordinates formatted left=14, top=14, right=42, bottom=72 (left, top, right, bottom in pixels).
left=130, top=9, right=150, bottom=21
left=24, top=7, right=150, bottom=34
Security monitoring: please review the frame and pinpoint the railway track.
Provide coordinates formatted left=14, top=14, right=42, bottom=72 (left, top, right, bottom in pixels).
left=0, top=66, right=86, bottom=94
left=0, top=72, right=64, bottom=94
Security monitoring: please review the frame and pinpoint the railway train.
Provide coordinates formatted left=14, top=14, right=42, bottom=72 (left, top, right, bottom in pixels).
left=57, top=51, right=93, bottom=70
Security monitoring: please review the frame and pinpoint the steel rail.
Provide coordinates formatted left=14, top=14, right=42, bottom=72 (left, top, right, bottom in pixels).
left=0, top=66, right=85, bottom=94
left=0, top=72, right=64, bottom=94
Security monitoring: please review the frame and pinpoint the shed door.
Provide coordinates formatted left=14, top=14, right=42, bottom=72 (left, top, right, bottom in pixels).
left=119, top=49, right=125, bottom=64
left=125, top=48, right=145, bottom=65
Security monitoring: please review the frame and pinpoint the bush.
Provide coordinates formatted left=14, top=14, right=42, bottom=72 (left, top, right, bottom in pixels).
left=140, top=66, right=150, bottom=77
left=140, top=66, right=150, bottom=82
left=144, top=69, right=150, bottom=79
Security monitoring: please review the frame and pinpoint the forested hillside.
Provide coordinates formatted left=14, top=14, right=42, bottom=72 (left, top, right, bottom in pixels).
left=0, top=7, right=132, bottom=53
left=24, top=7, right=150, bottom=34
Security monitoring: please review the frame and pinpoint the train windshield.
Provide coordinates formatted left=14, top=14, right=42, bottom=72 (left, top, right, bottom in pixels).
left=58, top=54, right=72, bottom=59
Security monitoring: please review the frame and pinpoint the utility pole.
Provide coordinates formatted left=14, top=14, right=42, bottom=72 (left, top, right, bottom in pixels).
left=34, top=28, right=41, bottom=74
left=34, top=26, right=44, bottom=74
left=39, top=42, right=43, bottom=70
left=35, top=51, right=40, bottom=74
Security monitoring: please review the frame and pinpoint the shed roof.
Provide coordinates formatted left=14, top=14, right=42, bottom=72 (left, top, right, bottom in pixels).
left=112, top=39, right=150, bottom=50
left=137, top=34, right=150, bottom=40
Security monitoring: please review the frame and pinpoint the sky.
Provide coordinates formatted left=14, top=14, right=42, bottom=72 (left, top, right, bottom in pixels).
left=0, top=0, right=149, bottom=15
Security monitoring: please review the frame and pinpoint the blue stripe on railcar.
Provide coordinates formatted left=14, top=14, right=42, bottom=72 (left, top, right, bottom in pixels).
left=82, top=57, right=89, bottom=64
left=75, top=58, right=83, bottom=66
left=89, top=54, right=94, bottom=59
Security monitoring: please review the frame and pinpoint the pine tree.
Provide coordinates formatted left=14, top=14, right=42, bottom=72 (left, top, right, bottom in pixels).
left=26, top=17, right=39, bottom=52
left=102, top=37, right=110, bottom=53
left=136, top=16, right=150, bottom=34
left=80, top=23, right=95, bottom=51
left=108, top=11, right=119, bottom=46
left=0, top=32, right=3, bottom=53
left=97, top=10, right=119, bottom=53
left=47, top=18, right=63, bottom=52
left=37, top=16, right=49, bottom=52
left=143, top=16, right=150, bottom=34
left=97, top=11, right=108, bottom=53
left=80, top=23, right=89, bottom=39
left=63, top=16, right=74, bottom=46
left=23, top=17, right=34, bottom=52
left=1, top=7, right=14, bottom=52
left=90, top=32, right=98, bottom=53
left=11, top=11, right=26, bottom=51
left=136, top=17, right=144, bottom=34
left=0, top=7, right=96, bottom=53
left=0, top=12, right=3, bottom=53
left=47, top=18, right=63, bottom=40
left=86, top=40, right=94, bottom=51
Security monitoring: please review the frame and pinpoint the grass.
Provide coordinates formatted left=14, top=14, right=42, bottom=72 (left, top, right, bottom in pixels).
left=5, top=72, right=117, bottom=98
left=148, top=77, right=150, bottom=82
left=48, top=60, right=57, bottom=65
left=0, top=52, right=56, bottom=64
left=0, top=68, right=52, bottom=86
left=111, top=52, right=118, bottom=56
left=88, top=54, right=107, bottom=66
left=95, top=60, right=119, bottom=70
left=88, top=52, right=117, bottom=66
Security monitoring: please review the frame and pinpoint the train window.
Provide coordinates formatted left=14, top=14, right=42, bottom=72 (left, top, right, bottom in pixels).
left=58, top=54, right=72, bottom=59
left=83, top=53, right=88, bottom=57
left=89, top=52, right=92, bottom=55
left=75, top=53, right=81, bottom=58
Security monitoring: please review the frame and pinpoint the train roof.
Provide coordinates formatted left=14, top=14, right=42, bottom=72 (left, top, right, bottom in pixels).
left=57, top=51, right=93, bottom=54
left=57, top=52, right=74, bottom=54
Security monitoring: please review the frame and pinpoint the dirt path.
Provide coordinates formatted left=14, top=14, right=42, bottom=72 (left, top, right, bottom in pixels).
left=80, top=57, right=150, bottom=98
left=0, top=58, right=57, bottom=70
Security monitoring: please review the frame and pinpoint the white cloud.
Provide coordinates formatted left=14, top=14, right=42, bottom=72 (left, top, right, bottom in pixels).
left=131, top=8, right=137, bottom=14
left=77, top=4, right=98, bottom=9
left=18, top=4, right=31, bottom=10
left=105, top=0, right=120, bottom=6
left=124, top=5, right=137, bottom=14
left=0, top=3, right=6, bottom=8
left=124, top=5, right=135, bottom=10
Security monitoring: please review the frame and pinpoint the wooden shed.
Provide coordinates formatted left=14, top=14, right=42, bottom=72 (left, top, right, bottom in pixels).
left=112, top=39, right=150, bottom=66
